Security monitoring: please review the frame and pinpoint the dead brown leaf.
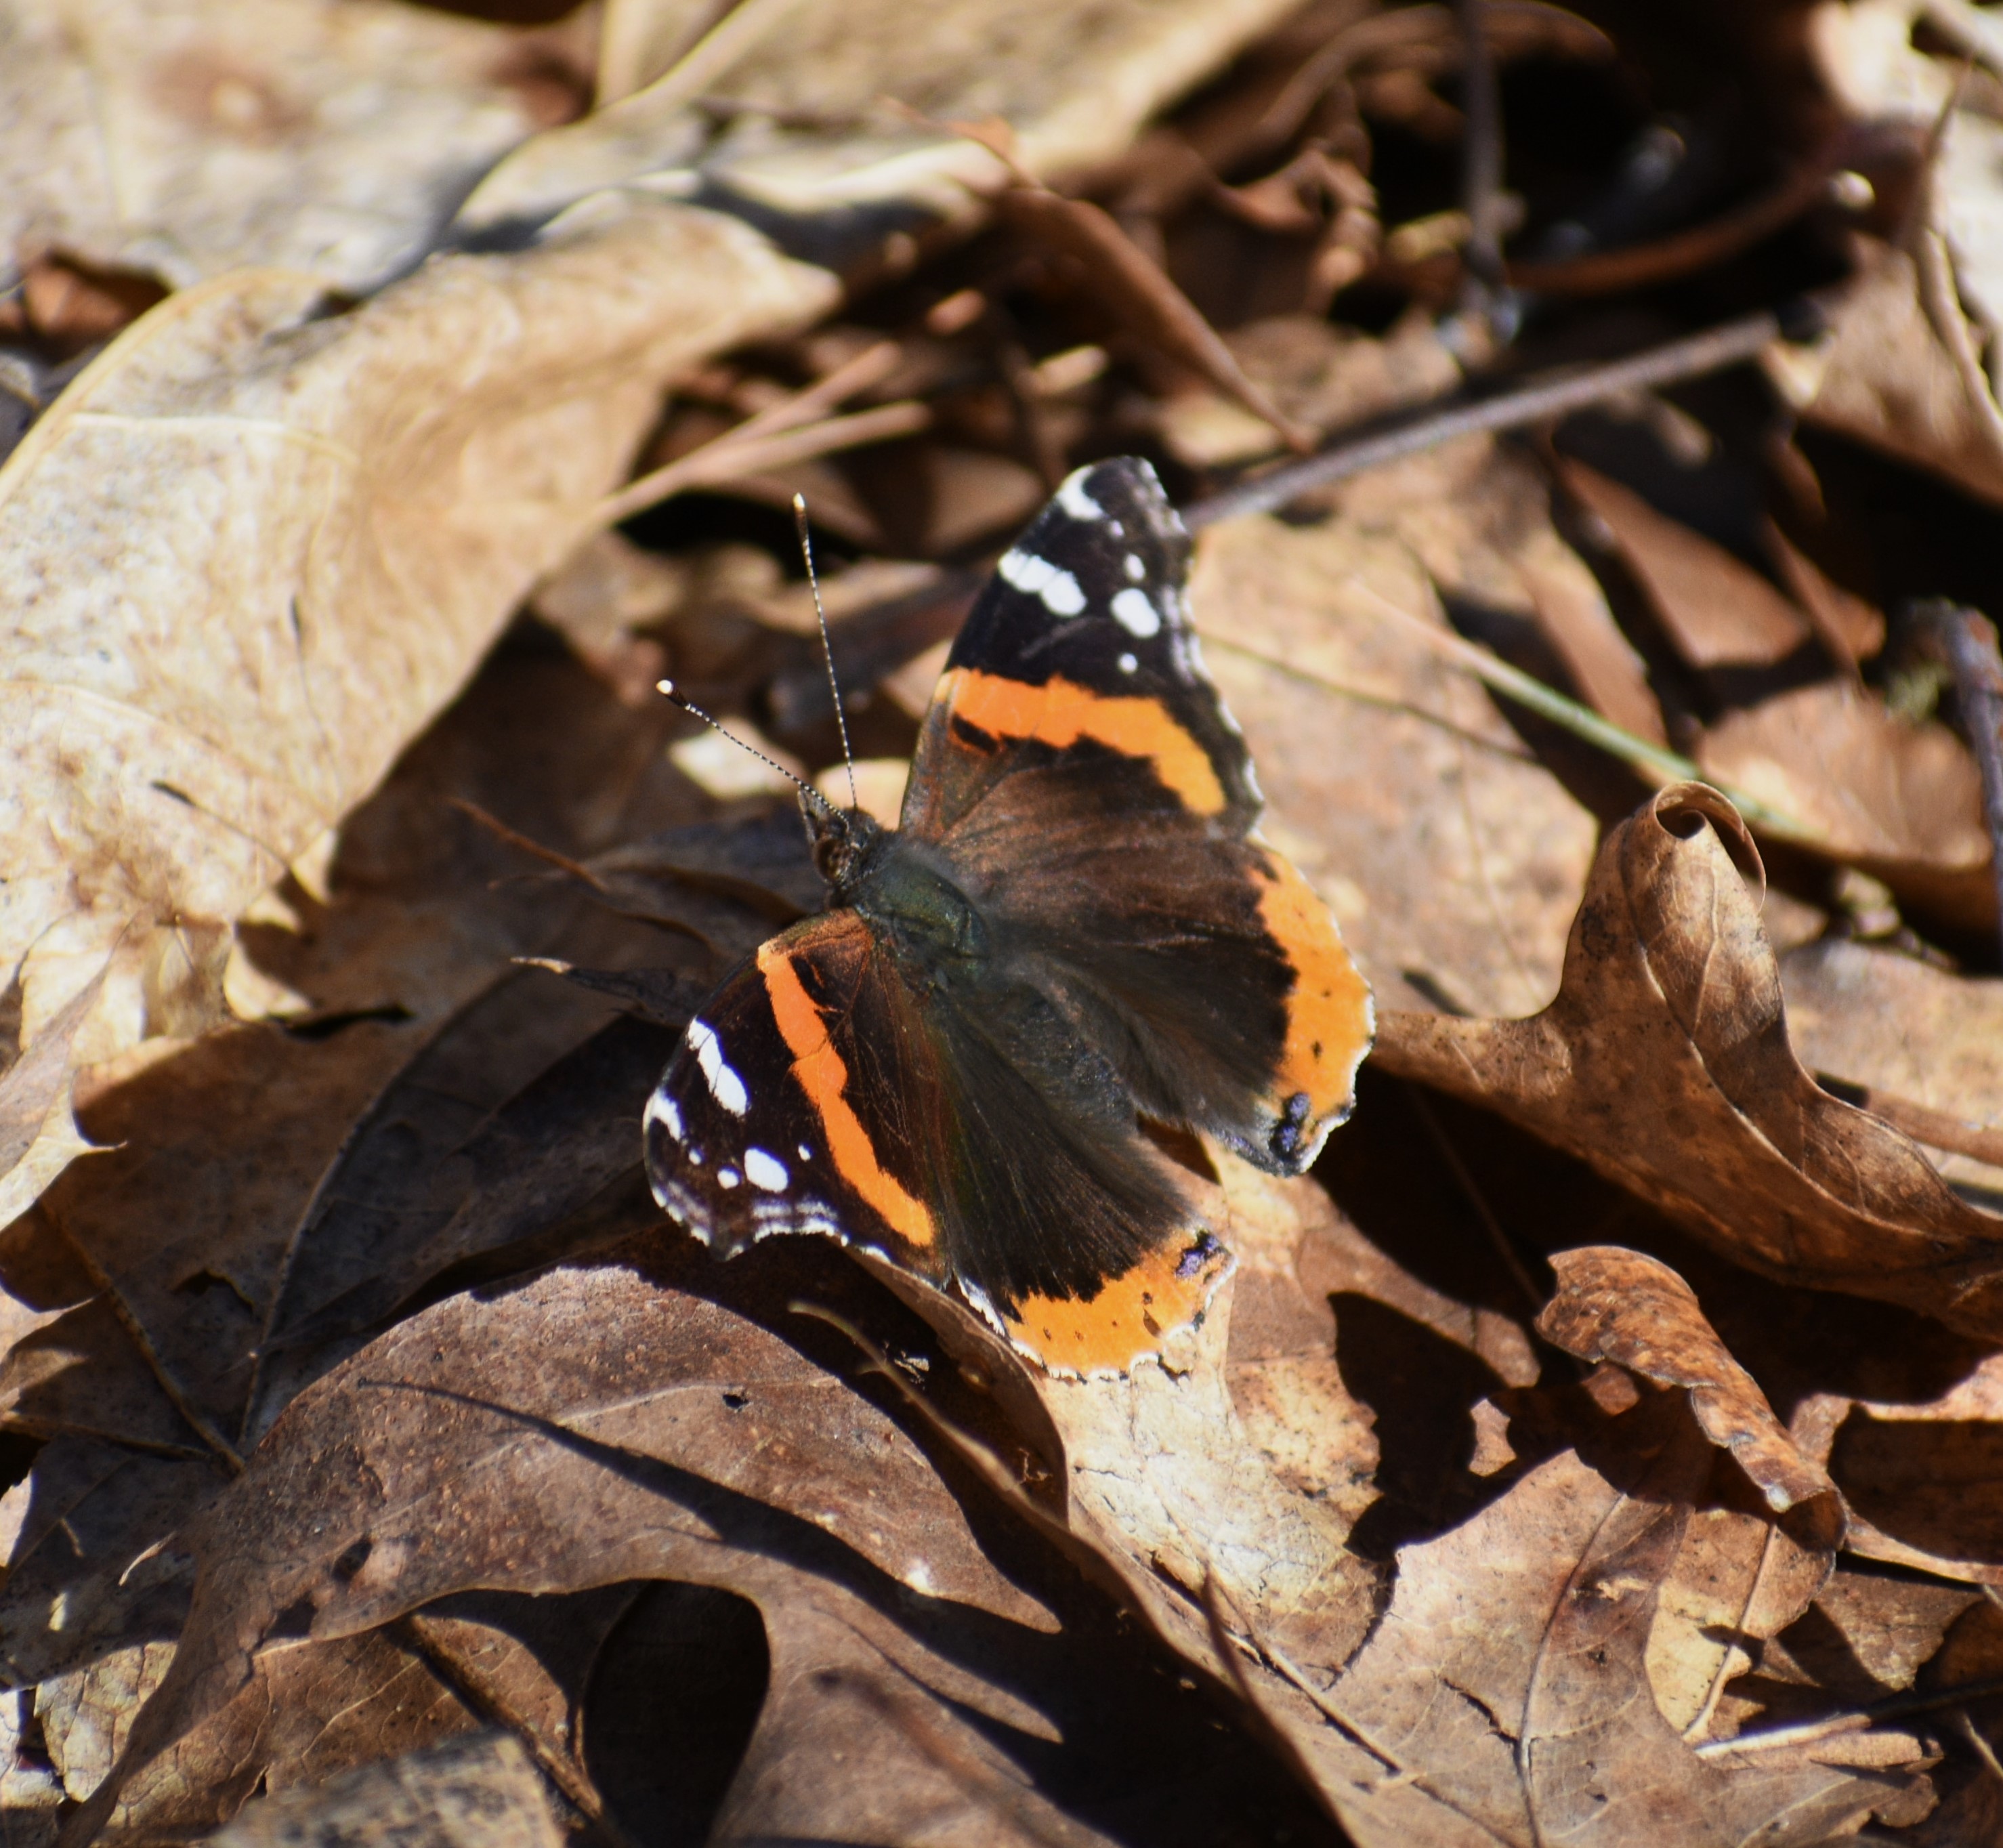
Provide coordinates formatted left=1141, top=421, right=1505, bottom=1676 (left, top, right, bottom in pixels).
left=1558, top=458, right=1813, bottom=669
left=1192, top=448, right=1600, bottom=1019
left=71, top=1234, right=1326, bottom=1843
left=0, top=0, right=583, bottom=294
left=1377, top=782, right=2003, bottom=1338
left=1699, top=682, right=1995, bottom=932
left=0, top=201, right=833, bottom=1213
left=1300, top=1392, right=1910, bottom=1845
left=1538, top=1246, right=1842, bottom=1536
left=1767, top=238, right=2003, bottom=509
left=212, top=1731, right=563, bottom=1848
left=1782, top=938, right=2003, bottom=1199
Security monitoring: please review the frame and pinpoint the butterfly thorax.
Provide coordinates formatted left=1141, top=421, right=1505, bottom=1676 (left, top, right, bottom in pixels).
left=809, top=803, right=988, bottom=965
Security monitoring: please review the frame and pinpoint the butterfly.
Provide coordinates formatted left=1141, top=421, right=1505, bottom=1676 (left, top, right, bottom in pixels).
left=645, top=457, right=1372, bottom=1375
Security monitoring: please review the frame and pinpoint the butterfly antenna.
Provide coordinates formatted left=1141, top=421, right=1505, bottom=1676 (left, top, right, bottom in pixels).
left=794, top=492, right=859, bottom=812
left=654, top=678, right=833, bottom=815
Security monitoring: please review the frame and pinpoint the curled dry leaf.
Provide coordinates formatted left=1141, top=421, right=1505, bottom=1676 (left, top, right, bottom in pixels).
left=1698, top=680, right=1994, bottom=932
left=0, top=197, right=835, bottom=1161
left=1538, top=1246, right=1842, bottom=1536
left=1376, top=783, right=2003, bottom=1339
left=0, top=0, right=576, bottom=293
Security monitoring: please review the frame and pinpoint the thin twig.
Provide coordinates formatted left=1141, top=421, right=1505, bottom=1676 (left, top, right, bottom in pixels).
left=1185, top=308, right=1781, bottom=528
left=1454, top=0, right=1506, bottom=323
left=593, top=398, right=929, bottom=530
left=1695, top=1672, right=2003, bottom=1759
left=1505, top=157, right=1837, bottom=298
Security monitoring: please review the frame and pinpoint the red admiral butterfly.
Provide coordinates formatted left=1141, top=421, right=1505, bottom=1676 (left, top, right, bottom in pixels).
left=645, top=457, right=1372, bottom=1375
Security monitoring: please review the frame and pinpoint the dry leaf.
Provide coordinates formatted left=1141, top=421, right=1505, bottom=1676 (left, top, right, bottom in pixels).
left=0, top=198, right=834, bottom=1183
left=0, top=967, right=106, bottom=1234
left=1305, top=1393, right=1906, bottom=1846
left=0, top=0, right=578, bottom=293
left=1557, top=458, right=1813, bottom=668
left=455, top=0, right=1307, bottom=244
left=1804, top=4, right=2003, bottom=503
left=213, top=1730, right=564, bottom=1848
left=1156, top=310, right=1460, bottom=470
left=1538, top=1246, right=1842, bottom=1535
left=1767, top=238, right=2003, bottom=509
left=1783, top=938, right=2003, bottom=1198
left=72, top=1236, right=1315, bottom=1842
left=996, top=186, right=1312, bottom=448
left=1698, top=681, right=1994, bottom=931
left=1649, top=1505, right=1832, bottom=1741
left=1377, top=783, right=2003, bottom=1339
left=1192, top=453, right=1599, bottom=1019
left=1792, top=1353, right=2003, bottom=1584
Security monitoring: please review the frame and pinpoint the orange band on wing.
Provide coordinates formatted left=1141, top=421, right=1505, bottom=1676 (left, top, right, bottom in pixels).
left=1007, top=1232, right=1231, bottom=1377
left=941, top=669, right=1227, bottom=815
left=757, top=936, right=937, bottom=1250
left=1255, top=851, right=1374, bottom=1118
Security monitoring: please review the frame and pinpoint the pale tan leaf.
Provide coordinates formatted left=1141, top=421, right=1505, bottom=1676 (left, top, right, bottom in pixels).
left=0, top=0, right=575, bottom=293
left=456, top=0, right=1308, bottom=243
left=0, top=966, right=106, bottom=1232
left=0, top=198, right=835, bottom=1146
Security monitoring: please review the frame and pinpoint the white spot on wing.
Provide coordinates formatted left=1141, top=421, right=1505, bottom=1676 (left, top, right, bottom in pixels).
left=1055, top=467, right=1105, bottom=521
left=1118, top=652, right=1137, bottom=674
left=1111, top=588, right=1160, bottom=637
left=1123, top=553, right=1145, bottom=581
left=718, top=1166, right=740, bottom=1189
left=797, top=1142, right=814, bottom=1160
left=644, top=1090, right=683, bottom=1142
left=744, top=1147, right=788, bottom=1191
left=684, top=1018, right=747, bottom=1116
left=997, top=547, right=1085, bottom=617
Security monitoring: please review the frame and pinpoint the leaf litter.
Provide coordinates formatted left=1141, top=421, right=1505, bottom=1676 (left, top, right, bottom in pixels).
left=5, top=0, right=2003, bottom=1841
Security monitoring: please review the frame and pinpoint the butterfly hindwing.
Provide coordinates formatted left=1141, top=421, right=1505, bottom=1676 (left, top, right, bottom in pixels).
left=904, top=457, right=1373, bottom=1177
left=644, top=906, right=1230, bottom=1374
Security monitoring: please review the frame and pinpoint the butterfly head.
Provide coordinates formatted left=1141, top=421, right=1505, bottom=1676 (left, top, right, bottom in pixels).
left=804, top=791, right=885, bottom=896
